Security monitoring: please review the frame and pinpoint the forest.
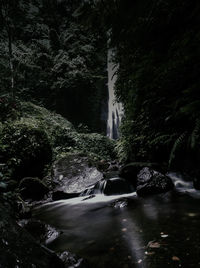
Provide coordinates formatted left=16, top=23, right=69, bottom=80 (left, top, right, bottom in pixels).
left=0, top=0, right=200, bottom=267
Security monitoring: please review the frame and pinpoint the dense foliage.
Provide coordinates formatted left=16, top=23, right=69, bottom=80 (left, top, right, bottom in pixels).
left=0, top=102, right=115, bottom=183
left=0, top=0, right=107, bottom=132
left=114, top=0, right=200, bottom=175
left=79, top=0, right=200, bottom=175
left=1, top=0, right=200, bottom=177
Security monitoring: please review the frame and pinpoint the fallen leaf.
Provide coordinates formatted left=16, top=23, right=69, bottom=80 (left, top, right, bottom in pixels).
left=122, top=228, right=127, bottom=232
left=172, top=256, right=180, bottom=261
left=86, top=240, right=95, bottom=245
left=148, top=241, right=161, bottom=248
left=145, top=251, right=155, bottom=256
left=187, top=213, right=196, bottom=217
left=138, top=259, right=142, bottom=263
left=161, top=234, right=168, bottom=238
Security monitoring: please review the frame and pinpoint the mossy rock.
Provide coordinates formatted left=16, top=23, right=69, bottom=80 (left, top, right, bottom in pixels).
left=19, top=177, right=49, bottom=200
left=0, top=121, right=52, bottom=179
left=119, top=162, right=159, bottom=186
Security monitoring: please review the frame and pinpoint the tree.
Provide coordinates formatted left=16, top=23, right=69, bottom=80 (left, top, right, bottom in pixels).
left=0, top=0, right=16, bottom=98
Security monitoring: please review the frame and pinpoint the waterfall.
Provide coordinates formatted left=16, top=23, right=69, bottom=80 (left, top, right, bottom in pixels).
left=107, top=49, right=123, bottom=139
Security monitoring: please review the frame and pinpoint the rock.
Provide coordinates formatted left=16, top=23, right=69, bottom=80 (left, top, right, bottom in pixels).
left=107, top=164, right=119, bottom=172
left=52, top=191, right=80, bottom=201
left=6, top=179, right=18, bottom=191
left=82, top=177, right=134, bottom=196
left=136, top=167, right=174, bottom=196
left=193, top=177, right=200, bottom=190
left=20, top=220, right=59, bottom=245
left=0, top=181, right=7, bottom=192
left=19, top=177, right=49, bottom=201
left=52, top=153, right=103, bottom=194
left=96, top=159, right=110, bottom=171
left=0, top=204, right=64, bottom=268
left=119, top=162, right=159, bottom=186
left=103, top=170, right=119, bottom=179
left=103, top=178, right=134, bottom=195
left=110, top=198, right=129, bottom=208
left=1, top=122, right=52, bottom=180
left=18, top=205, right=32, bottom=219
left=59, top=251, right=89, bottom=268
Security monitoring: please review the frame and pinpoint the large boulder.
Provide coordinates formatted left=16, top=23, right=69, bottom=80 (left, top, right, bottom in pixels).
left=100, top=177, right=134, bottom=196
left=136, top=167, right=174, bottom=196
left=52, top=153, right=103, bottom=194
left=119, top=162, right=159, bottom=186
left=19, top=177, right=49, bottom=200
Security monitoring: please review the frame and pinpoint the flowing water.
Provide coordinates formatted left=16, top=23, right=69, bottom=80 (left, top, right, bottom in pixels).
left=33, top=173, right=200, bottom=268
left=107, top=49, right=123, bottom=139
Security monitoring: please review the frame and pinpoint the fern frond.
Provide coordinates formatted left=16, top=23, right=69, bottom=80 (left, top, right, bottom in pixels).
left=190, top=118, right=200, bottom=149
left=169, top=132, right=187, bottom=167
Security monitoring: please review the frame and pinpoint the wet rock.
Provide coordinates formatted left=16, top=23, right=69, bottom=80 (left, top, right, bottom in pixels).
left=136, top=167, right=174, bottom=196
left=59, top=251, right=89, bottom=268
left=18, top=204, right=32, bottom=219
left=0, top=181, right=7, bottom=192
left=107, top=164, right=119, bottom=172
left=19, top=177, right=49, bottom=201
left=83, top=177, right=134, bottom=196
left=103, top=170, right=119, bottom=179
left=193, top=177, right=200, bottom=190
left=103, top=178, right=134, bottom=195
left=20, top=220, right=59, bottom=245
left=110, top=198, right=129, bottom=208
left=6, top=179, right=18, bottom=191
left=52, top=153, right=103, bottom=194
left=82, top=194, right=96, bottom=201
left=119, top=162, right=159, bottom=186
left=96, top=159, right=110, bottom=171
left=0, top=204, right=64, bottom=268
left=52, top=191, right=80, bottom=201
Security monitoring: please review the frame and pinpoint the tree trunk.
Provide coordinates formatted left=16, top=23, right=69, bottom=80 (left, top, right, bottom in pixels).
left=8, top=26, right=15, bottom=99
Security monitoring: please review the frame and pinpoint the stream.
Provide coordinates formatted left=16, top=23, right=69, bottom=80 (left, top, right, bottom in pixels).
left=33, top=173, right=200, bottom=268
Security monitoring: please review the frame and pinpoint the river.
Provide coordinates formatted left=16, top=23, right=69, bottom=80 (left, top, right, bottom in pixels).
left=33, top=173, right=200, bottom=267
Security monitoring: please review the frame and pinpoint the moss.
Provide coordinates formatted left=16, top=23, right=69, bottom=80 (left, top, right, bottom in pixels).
left=19, top=177, right=49, bottom=200
left=20, top=102, right=116, bottom=161
left=0, top=120, right=52, bottom=180
left=0, top=102, right=116, bottom=182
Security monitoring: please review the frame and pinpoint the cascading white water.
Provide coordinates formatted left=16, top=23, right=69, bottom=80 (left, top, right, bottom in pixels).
left=107, top=49, right=123, bottom=139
